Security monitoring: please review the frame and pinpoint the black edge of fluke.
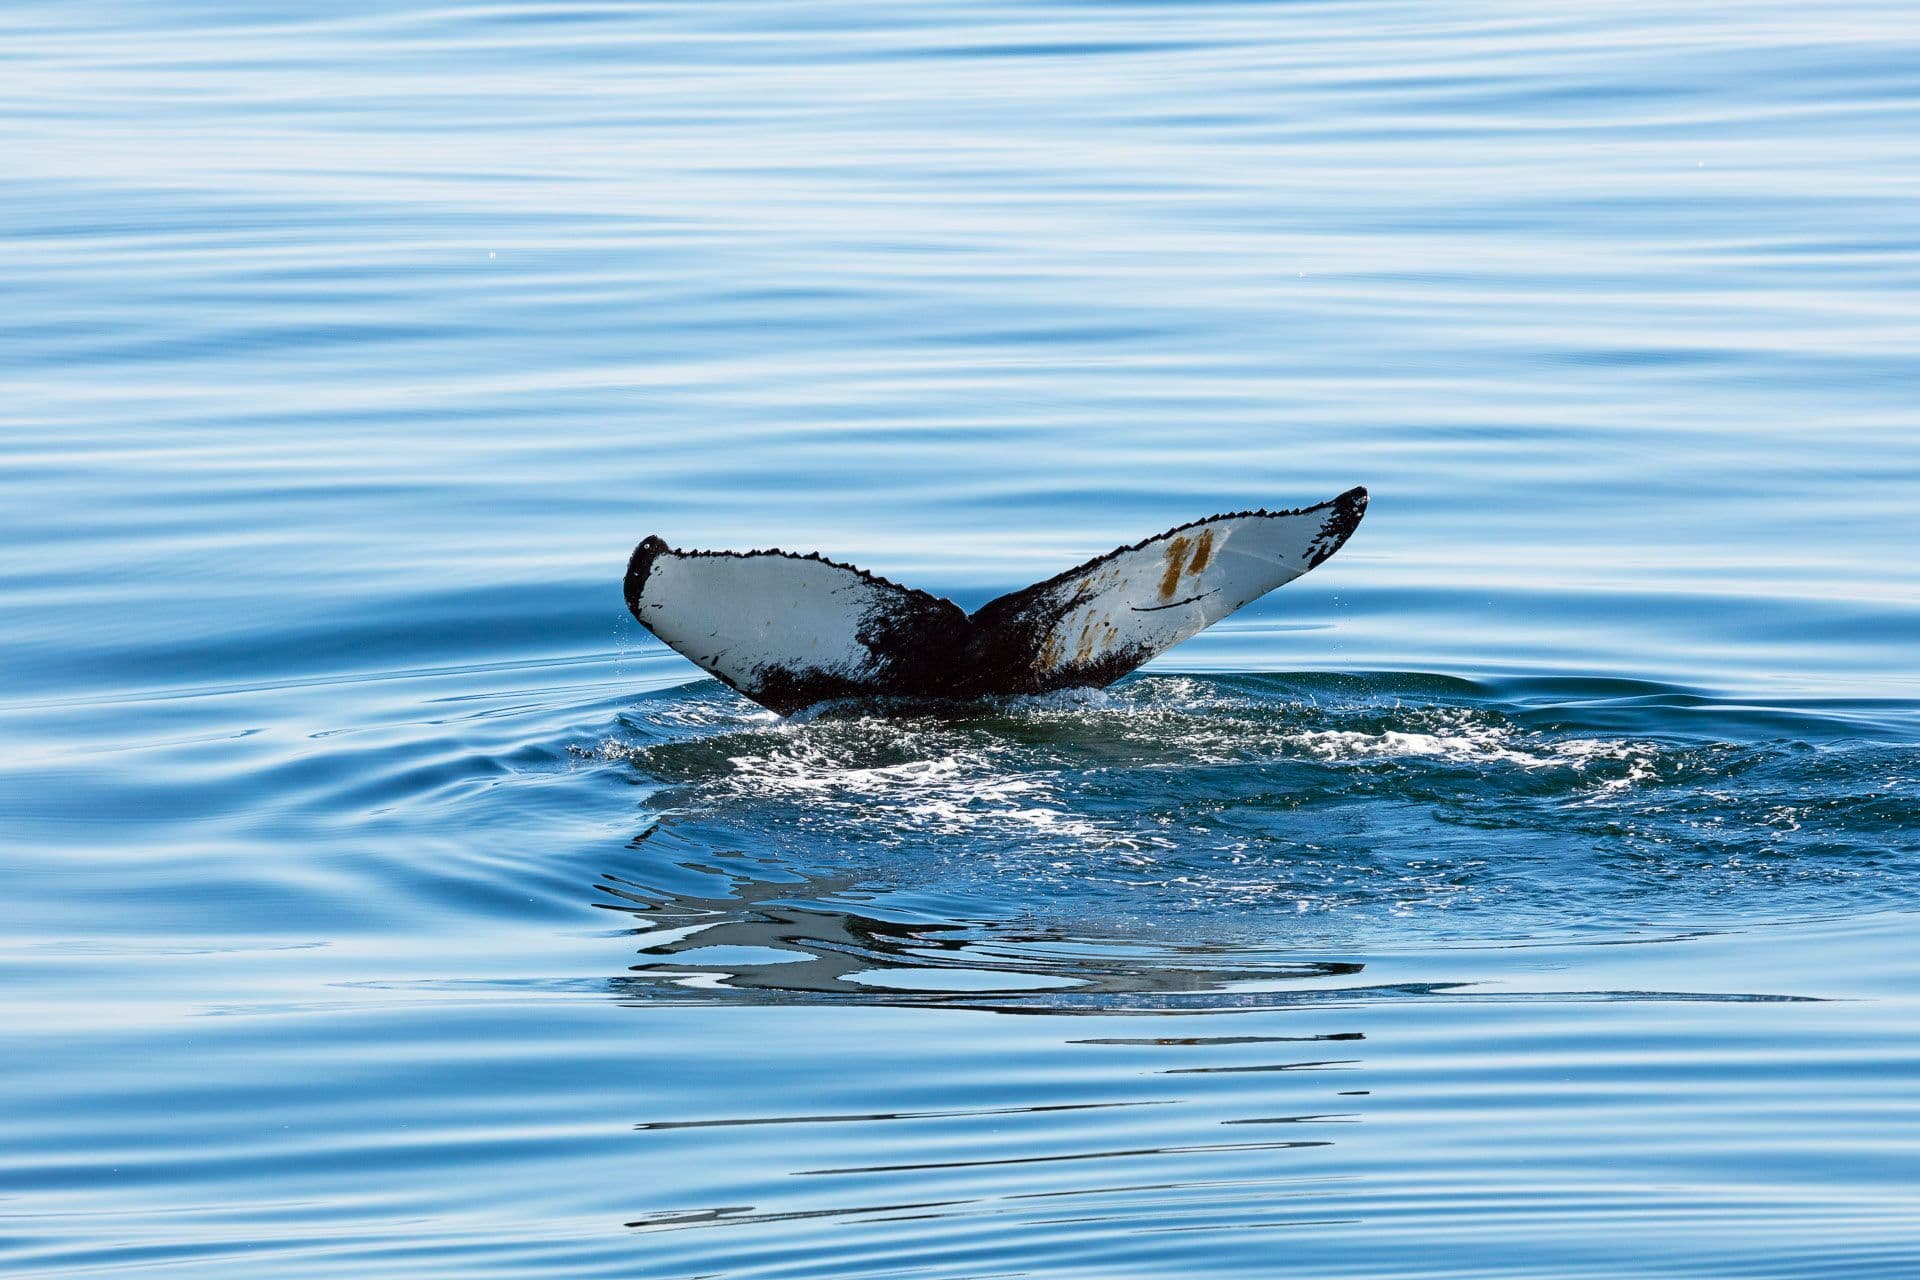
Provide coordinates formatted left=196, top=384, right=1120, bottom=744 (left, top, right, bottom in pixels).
left=1307, top=486, right=1368, bottom=568
left=627, top=540, right=953, bottom=605
left=624, top=536, right=669, bottom=618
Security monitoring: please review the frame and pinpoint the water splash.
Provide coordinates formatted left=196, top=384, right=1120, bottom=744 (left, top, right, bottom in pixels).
left=582, top=672, right=1917, bottom=1010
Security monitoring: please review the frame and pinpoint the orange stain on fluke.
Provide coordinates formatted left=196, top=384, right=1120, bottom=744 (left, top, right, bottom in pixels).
left=1186, top=528, right=1215, bottom=575
left=1159, top=535, right=1192, bottom=600
left=1039, top=630, right=1063, bottom=670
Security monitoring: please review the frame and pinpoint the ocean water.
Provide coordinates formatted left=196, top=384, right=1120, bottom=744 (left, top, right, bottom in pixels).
left=3, top=1, right=1919, bottom=1275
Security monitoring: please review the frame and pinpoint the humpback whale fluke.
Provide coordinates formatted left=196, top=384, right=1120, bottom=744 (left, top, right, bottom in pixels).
left=624, top=487, right=1367, bottom=715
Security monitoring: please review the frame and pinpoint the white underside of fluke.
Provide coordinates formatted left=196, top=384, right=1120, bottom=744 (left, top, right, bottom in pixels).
left=624, top=487, right=1366, bottom=714
left=628, top=550, right=957, bottom=698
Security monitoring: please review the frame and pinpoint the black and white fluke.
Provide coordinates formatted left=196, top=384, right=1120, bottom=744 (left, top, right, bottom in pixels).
left=625, top=487, right=1367, bottom=715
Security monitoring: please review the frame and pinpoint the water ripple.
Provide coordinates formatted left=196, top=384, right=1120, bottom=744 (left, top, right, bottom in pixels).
left=6, top=0, right=1920, bottom=1274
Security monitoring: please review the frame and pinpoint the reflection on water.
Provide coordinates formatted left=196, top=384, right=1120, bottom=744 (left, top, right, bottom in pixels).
left=600, top=847, right=1369, bottom=1007
left=3, top=663, right=1913, bottom=1278
left=595, top=846, right=1823, bottom=1015
left=589, top=669, right=1899, bottom=1017
left=582, top=675, right=1908, bottom=1272
left=594, top=674, right=1918, bottom=952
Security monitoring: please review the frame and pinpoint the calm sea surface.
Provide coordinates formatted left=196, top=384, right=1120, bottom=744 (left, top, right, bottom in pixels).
left=4, top=2, right=1918, bottom=1276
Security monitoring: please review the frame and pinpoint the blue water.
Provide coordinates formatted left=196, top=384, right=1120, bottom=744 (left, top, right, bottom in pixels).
left=4, top=1, right=1919, bottom=1275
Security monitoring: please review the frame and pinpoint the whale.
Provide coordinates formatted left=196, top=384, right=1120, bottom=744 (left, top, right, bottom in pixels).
left=624, top=486, right=1367, bottom=715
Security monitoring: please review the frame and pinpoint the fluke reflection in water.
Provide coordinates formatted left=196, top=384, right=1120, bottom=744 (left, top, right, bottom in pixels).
left=591, top=671, right=1910, bottom=1011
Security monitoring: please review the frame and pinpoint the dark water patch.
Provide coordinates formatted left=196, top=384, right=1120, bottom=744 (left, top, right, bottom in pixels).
left=574, top=672, right=1920, bottom=1016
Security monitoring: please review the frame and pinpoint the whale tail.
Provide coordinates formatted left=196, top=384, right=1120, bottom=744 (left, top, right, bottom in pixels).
left=625, top=487, right=1367, bottom=715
